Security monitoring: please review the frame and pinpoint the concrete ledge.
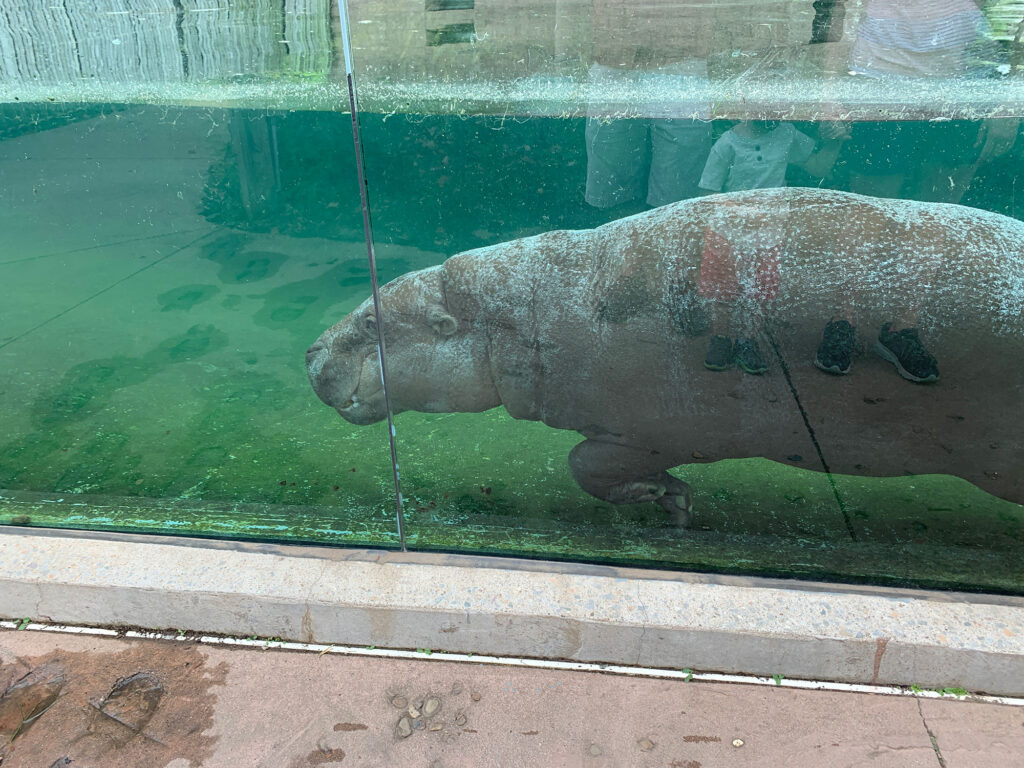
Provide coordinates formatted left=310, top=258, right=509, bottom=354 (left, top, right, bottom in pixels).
left=1, top=528, right=1022, bottom=696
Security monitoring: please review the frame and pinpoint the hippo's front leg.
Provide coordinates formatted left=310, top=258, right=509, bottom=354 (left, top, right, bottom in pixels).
left=568, top=439, right=694, bottom=527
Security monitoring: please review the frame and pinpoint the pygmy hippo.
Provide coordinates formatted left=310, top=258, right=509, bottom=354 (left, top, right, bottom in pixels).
left=307, top=188, right=1024, bottom=525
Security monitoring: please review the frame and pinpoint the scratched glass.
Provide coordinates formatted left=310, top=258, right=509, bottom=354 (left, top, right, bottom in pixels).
left=317, top=0, right=1024, bottom=591
left=1, top=1, right=1023, bottom=593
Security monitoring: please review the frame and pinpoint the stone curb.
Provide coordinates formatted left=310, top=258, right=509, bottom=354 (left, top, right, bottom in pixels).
left=1, top=528, right=1022, bottom=696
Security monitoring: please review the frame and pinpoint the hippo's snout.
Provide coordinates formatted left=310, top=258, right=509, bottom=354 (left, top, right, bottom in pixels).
left=306, top=340, right=326, bottom=360
left=305, top=338, right=331, bottom=391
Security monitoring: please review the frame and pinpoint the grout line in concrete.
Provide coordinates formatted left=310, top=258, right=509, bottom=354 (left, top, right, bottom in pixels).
left=3, top=619, right=1023, bottom=708
left=917, top=697, right=949, bottom=767
left=0, top=620, right=119, bottom=636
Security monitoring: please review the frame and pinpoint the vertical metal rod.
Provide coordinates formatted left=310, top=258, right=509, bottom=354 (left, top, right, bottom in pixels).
left=335, top=0, right=407, bottom=550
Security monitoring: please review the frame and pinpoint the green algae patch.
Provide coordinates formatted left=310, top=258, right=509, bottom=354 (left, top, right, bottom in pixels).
left=0, top=489, right=400, bottom=549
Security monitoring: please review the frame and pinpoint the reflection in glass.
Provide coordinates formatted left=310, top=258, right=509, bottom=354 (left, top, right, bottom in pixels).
left=322, top=0, right=1024, bottom=592
left=0, top=0, right=1022, bottom=593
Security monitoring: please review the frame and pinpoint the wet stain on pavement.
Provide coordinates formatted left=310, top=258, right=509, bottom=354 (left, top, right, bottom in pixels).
left=90, top=671, right=165, bottom=745
left=0, top=662, right=65, bottom=742
left=0, top=642, right=225, bottom=767
left=292, top=746, right=346, bottom=766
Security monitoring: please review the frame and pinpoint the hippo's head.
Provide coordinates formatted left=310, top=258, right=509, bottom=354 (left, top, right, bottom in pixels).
left=306, top=265, right=501, bottom=425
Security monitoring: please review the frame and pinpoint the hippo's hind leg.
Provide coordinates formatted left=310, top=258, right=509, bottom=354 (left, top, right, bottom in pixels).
left=568, top=439, right=694, bottom=527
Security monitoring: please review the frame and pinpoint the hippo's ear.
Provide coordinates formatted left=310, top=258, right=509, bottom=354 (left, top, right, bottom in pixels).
left=428, top=307, right=458, bottom=337
left=361, top=309, right=377, bottom=334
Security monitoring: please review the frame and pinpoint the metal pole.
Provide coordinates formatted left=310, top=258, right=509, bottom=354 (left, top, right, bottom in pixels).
left=335, top=0, right=407, bottom=551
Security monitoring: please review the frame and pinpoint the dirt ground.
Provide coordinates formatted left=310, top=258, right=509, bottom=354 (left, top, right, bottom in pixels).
left=2, top=628, right=1023, bottom=768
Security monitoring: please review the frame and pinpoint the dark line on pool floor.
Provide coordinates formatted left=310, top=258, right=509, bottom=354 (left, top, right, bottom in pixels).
left=763, top=322, right=857, bottom=542
left=0, top=230, right=219, bottom=352
left=0, top=227, right=211, bottom=266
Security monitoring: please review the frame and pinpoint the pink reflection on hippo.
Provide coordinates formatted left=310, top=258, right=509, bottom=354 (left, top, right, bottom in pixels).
left=307, top=188, right=1024, bottom=528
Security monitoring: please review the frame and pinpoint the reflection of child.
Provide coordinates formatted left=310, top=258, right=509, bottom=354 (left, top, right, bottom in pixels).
left=699, top=121, right=844, bottom=194
left=698, top=121, right=847, bottom=374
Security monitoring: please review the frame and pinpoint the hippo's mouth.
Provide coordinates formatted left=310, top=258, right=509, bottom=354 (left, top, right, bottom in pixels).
left=336, top=391, right=372, bottom=416
left=334, top=390, right=383, bottom=425
left=333, top=354, right=386, bottom=425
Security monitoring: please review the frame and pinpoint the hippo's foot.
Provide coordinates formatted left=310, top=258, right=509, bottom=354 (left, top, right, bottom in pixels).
left=605, top=479, right=665, bottom=504
left=605, top=474, right=694, bottom=528
left=656, top=485, right=694, bottom=528
left=569, top=439, right=696, bottom=528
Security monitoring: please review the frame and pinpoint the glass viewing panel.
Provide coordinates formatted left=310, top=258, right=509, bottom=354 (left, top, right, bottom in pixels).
left=2, top=0, right=1023, bottom=594
left=309, top=0, right=1024, bottom=592
left=0, top=1, right=400, bottom=546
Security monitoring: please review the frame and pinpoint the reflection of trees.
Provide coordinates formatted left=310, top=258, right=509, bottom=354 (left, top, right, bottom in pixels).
left=0, top=103, right=122, bottom=141
left=0, top=0, right=332, bottom=85
left=200, top=111, right=356, bottom=240
left=199, top=111, right=620, bottom=251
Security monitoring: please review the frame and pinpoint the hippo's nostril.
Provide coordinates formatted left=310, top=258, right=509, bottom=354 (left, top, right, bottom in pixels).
left=306, top=341, right=325, bottom=358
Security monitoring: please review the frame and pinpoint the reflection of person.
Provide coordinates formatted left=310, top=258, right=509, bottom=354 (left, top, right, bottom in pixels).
left=809, top=0, right=1009, bottom=383
left=585, top=0, right=714, bottom=214
left=585, top=70, right=713, bottom=210
left=697, top=212, right=780, bottom=375
left=699, top=120, right=847, bottom=195
left=698, top=121, right=848, bottom=374
left=840, top=0, right=1006, bottom=204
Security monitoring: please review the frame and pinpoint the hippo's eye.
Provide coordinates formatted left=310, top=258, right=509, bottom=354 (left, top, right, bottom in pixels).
left=362, top=312, right=377, bottom=335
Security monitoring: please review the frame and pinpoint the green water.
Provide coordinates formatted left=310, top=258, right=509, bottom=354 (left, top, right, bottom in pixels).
left=1, top=105, right=1022, bottom=593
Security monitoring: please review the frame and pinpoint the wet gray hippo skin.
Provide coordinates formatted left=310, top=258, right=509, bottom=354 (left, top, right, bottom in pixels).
left=307, top=188, right=1024, bottom=526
